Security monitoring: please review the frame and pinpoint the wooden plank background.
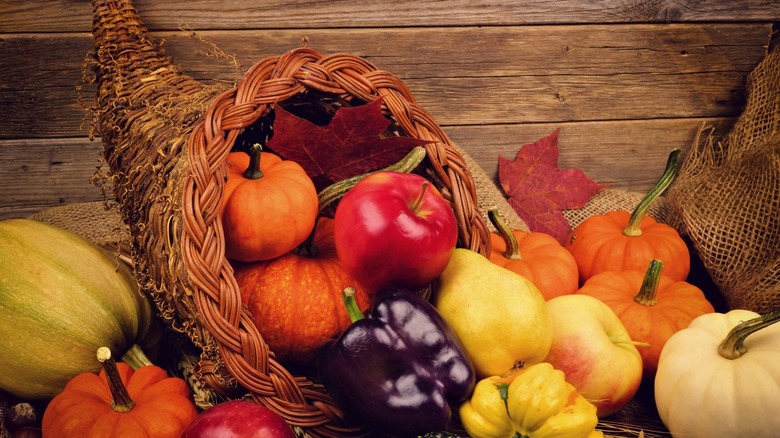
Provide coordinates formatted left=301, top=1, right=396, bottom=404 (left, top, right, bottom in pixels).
left=1, top=1, right=778, bottom=219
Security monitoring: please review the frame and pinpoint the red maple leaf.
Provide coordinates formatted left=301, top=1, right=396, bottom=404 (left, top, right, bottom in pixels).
left=266, top=97, right=430, bottom=189
left=498, top=130, right=606, bottom=244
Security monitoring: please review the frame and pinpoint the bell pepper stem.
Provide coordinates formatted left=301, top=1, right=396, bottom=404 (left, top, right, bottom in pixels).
left=634, top=259, right=663, bottom=306
left=243, top=143, right=265, bottom=180
left=623, top=149, right=681, bottom=237
left=342, top=287, right=365, bottom=323
left=97, top=347, right=136, bottom=413
left=488, top=208, right=521, bottom=260
left=718, top=310, right=780, bottom=360
left=317, top=146, right=427, bottom=214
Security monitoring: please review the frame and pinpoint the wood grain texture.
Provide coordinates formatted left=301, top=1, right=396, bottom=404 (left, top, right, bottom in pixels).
left=0, top=1, right=775, bottom=218
left=2, top=0, right=779, bottom=32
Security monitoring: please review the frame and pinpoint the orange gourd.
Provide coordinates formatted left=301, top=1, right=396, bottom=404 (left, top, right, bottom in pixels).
left=576, top=259, right=714, bottom=379
left=565, top=149, right=690, bottom=283
left=220, top=143, right=318, bottom=262
left=42, top=347, right=198, bottom=438
left=488, top=209, right=578, bottom=300
left=234, top=217, right=371, bottom=365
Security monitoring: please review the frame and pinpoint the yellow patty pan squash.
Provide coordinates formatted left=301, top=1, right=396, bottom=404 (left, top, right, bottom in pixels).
left=460, top=362, right=603, bottom=438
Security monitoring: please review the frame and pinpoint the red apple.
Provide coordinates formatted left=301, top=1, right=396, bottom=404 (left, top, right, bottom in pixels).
left=544, top=294, right=644, bottom=417
left=180, top=400, right=296, bottom=438
left=334, top=171, right=458, bottom=294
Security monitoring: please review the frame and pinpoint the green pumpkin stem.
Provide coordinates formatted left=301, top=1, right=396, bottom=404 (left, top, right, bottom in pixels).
left=317, top=146, right=427, bottom=214
left=623, top=149, right=681, bottom=237
left=97, top=347, right=135, bottom=413
left=718, top=310, right=780, bottom=360
left=634, top=259, right=663, bottom=306
left=243, top=143, right=265, bottom=180
left=119, top=344, right=154, bottom=370
left=342, top=287, right=365, bottom=323
left=488, top=208, right=521, bottom=260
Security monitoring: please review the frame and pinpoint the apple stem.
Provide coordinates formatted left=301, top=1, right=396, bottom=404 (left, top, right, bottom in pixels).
left=242, top=143, right=265, bottom=180
left=623, top=149, right=680, bottom=237
left=317, top=146, right=427, bottom=214
left=97, top=347, right=136, bottom=413
left=410, top=180, right=430, bottom=213
left=634, top=259, right=663, bottom=306
left=718, top=310, right=780, bottom=360
left=342, top=287, right=365, bottom=323
left=488, top=208, right=521, bottom=260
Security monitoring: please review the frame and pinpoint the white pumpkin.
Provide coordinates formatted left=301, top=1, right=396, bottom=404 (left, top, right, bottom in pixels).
left=655, top=309, right=780, bottom=438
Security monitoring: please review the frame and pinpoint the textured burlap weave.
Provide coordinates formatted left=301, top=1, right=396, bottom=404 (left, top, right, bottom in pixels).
left=666, top=43, right=780, bottom=314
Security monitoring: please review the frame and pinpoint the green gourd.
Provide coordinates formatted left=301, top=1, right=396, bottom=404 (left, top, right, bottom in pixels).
left=0, top=219, right=158, bottom=400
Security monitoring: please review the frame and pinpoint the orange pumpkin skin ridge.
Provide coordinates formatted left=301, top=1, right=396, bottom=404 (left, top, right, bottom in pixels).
left=221, top=151, right=319, bottom=262
left=41, top=363, right=199, bottom=438
left=489, top=230, right=579, bottom=300
left=566, top=210, right=690, bottom=283
left=234, top=217, right=371, bottom=366
left=576, top=269, right=714, bottom=378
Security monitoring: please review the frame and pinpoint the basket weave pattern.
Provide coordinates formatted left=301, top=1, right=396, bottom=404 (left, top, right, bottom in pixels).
left=89, top=0, right=489, bottom=435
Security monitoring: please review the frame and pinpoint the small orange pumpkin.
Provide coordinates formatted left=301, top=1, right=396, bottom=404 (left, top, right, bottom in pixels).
left=41, top=347, right=199, bottom=438
left=565, top=149, right=690, bottom=283
left=488, top=209, right=578, bottom=300
left=576, top=259, right=714, bottom=379
left=220, top=143, right=318, bottom=262
left=234, top=217, right=371, bottom=365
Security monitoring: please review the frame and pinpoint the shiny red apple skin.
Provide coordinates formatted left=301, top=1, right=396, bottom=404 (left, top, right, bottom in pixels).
left=180, top=400, right=297, bottom=438
left=334, top=171, right=458, bottom=294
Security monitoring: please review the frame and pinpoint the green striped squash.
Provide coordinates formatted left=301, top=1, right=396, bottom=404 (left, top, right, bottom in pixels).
left=0, top=218, right=157, bottom=400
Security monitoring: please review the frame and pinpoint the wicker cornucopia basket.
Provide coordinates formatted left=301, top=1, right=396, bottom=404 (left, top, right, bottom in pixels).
left=86, top=0, right=531, bottom=436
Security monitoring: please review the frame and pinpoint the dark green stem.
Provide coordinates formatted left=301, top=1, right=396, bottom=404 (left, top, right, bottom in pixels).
left=342, top=287, right=365, bottom=323
left=718, top=310, right=780, bottom=360
left=624, top=149, right=681, bottom=237
left=488, top=208, right=521, bottom=260
left=317, top=146, right=427, bottom=214
left=634, top=259, right=663, bottom=306
left=97, top=347, right=135, bottom=413
left=243, top=143, right=264, bottom=180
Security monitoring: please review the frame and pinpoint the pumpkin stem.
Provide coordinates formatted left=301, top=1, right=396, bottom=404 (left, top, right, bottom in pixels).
left=97, top=347, right=136, bottom=413
left=120, top=344, right=154, bottom=370
left=293, top=216, right=321, bottom=258
left=634, top=259, right=663, bottom=306
left=717, top=310, right=780, bottom=360
left=488, top=208, right=521, bottom=260
left=342, top=287, right=365, bottom=323
left=317, top=146, right=427, bottom=214
left=243, top=143, right=265, bottom=180
left=623, top=149, right=681, bottom=237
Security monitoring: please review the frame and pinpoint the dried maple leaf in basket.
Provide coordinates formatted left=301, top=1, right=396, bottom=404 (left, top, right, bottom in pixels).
left=499, top=130, right=605, bottom=244
left=267, top=97, right=431, bottom=190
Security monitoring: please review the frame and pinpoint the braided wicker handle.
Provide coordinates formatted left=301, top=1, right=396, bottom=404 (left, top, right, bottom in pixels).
left=181, top=48, right=490, bottom=435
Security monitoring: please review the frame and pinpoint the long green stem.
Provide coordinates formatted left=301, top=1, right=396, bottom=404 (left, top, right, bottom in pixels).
left=97, top=347, right=135, bottom=413
left=718, top=310, right=780, bottom=360
left=317, top=146, right=427, bottom=214
left=623, top=149, right=681, bottom=237
left=634, top=259, right=663, bottom=306
left=488, top=208, right=521, bottom=260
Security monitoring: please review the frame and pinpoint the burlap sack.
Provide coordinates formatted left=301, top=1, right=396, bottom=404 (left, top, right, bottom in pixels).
left=666, top=43, right=780, bottom=314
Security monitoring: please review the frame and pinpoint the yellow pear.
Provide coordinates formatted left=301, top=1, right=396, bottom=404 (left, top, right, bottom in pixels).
left=434, top=248, right=553, bottom=378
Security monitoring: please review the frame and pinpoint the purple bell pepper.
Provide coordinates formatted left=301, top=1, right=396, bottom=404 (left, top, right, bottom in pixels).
left=316, top=287, right=475, bottom=437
